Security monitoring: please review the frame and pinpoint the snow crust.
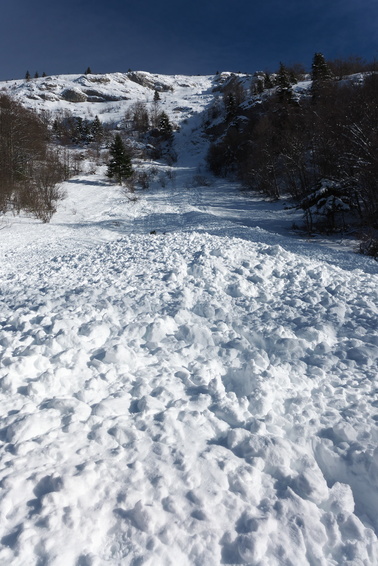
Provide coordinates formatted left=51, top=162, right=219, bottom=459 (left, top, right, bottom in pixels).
left=1, top=72, right=378, bottom=565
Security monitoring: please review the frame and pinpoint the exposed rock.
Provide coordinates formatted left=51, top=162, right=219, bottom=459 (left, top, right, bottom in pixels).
left=61, top=88, right=87, bottom=102
left=127, top=71, right=173, bottom=92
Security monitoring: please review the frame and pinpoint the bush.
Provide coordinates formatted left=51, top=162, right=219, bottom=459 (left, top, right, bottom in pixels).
left=0, top=94, right=66, bottom=221
left=359, top=231, right=378, bottom=259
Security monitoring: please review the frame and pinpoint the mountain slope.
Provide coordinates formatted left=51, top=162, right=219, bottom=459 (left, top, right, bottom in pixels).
left=0, top=72, right=377, bottom=566
left=1, top=71, right=216, bottom=128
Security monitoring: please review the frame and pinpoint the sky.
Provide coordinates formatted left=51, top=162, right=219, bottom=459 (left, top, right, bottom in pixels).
left=0, top=0, right=377, bottom=80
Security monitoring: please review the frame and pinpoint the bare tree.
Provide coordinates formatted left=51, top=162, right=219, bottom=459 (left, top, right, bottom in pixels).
left=0, top=94, right=66, bottom=221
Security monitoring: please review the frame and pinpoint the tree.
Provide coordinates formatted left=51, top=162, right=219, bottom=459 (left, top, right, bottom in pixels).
left=153, top=90, right=161, bottom=102
left=26, top=150, right=66, bottom=222
left=25, top=70, right=31, bottom=81
left=311, top=53, right=333, bottom=82
left=106, top=134, right=133, bottom=184
left=157, top=111, right=173, bottom=139
left=311, top=53, right=333, bottom=102
left=207, top=56, right=378, bottom=240
left=72, top=116, right=85, bottom=144
left=224, top=92, right=237, bottom=120
left=0, top=94, right=66, bottom=219
left=253, top=78, right=264, bottom=95
left=327, top=55, right=367, bottom=80
left=85, top=67, right=92, bottom=75
left=276, top=62, right=293, bottom=103
left=91, top=115, right=104, bottom=142
left=131, top=102, right=149, bottom=134
left=264, top=72, right=274, bottom=89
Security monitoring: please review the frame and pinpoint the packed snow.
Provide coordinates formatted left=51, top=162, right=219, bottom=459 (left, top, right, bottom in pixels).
left=0, top=72, right=378, bottom=566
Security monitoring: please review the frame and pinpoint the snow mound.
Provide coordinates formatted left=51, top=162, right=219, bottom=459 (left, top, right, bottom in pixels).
left=1, top=230, right=377, bottom=565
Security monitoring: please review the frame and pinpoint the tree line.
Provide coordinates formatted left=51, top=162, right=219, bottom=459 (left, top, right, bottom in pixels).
left=207, top=54, right=378, bottom=254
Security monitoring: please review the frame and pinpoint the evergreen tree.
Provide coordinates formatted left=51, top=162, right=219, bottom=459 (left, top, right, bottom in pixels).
left=85, top=67, right=92, bottom=75
left=311, top=52, right=333, bottom=102
left=276, top=62, right=293, bottom=103
left=225, top=92, right=237, bottom=120
left=91, top=115, right=103, bottom=142
left=34, top=71, right=39, bottom=79
left=106, top=134, right=133, bottom=184
left=157, top=111, right=173, bottom=139
left=153, top=90, right=161, bottom=102
left=264, top=73, right=274, bottom=89
left=311, top=53, right=333, bottom=82
left=289, top=70, right=298, bottom=85
left=255, top=79, right=265, bottom=94
left=72, top=117, right=84, bottom=144
left=25, top=70, right=31, bottom=81
left=81, top=119, right=91, bottom=144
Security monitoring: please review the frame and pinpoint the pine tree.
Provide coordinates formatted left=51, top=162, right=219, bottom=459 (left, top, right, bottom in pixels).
left=264, top=73, right=274, bottom=89
left=25, top=70, right=31, bottom=81
left=157, top=112, right=173, bottom=139
left=225, top=92, right=236, bottom=120
left=153, top=90, right=161, bottom=102
left=289, top=71, right=298, bottom=85
left=252, top=78, right=265, bottom=95
left=34, top=71, right=39, bottom=79
left=311, top=52, right=333, bottom=102
left=276, top=62, right=293, bottom=103
left=72, top=117, right=84, bottom=144
left=85, top=67, right=92, bottom=75
left=106, top=134, right=133, bottom=184
left=91, top=115, right=103, bottom=142
left=311, top=53, right=333, bottom=82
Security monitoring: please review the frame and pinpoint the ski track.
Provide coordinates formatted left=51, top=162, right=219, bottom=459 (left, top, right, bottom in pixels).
left=0, top=72, right=378, bottom=565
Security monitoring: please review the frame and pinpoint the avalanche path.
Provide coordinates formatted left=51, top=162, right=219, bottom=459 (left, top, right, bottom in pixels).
left=1, top=74, right=378, bottom=566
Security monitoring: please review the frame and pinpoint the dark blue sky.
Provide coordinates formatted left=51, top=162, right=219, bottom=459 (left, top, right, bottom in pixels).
left=1, top=0, right=377, bottom=80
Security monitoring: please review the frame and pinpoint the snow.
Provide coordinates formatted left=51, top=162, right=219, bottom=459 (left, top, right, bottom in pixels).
left=1, top=72, right=378, bottom=565
left=1, top=72, right=216, bottom=129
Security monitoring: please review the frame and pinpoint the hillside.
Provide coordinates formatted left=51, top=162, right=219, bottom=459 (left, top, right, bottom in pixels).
left=0, top=72, right=378, bottom=566
left=1, top=71, right=216, bottom=127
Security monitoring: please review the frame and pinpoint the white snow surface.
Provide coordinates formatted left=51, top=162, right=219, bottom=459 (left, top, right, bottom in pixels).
left=1, top=72, right=378, bottom=566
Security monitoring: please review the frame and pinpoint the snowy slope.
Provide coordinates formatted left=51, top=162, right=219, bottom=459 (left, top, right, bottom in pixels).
left=1, top=71, right=216, bottom=128
left=0, top=73, right=378, bottom=566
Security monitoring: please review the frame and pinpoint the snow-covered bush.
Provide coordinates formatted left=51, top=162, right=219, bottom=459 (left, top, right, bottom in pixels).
left=299, top=179, right=356, bottom=233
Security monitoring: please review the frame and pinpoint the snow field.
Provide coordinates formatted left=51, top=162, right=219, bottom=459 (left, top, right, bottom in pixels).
left=1, top=69, right=378, bottom=565
left=1, top=231, right=377, bottom=565
left=2, top=72, right=215, bottom=131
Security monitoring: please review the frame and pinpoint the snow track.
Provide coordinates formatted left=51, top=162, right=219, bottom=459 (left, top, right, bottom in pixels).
left=1, top=231, right=378, bottom=565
